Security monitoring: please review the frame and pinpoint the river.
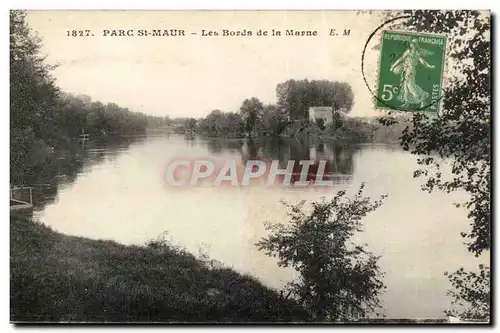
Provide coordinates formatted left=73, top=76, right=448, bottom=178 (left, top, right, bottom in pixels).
left=31, top=133, right=487, bottom=319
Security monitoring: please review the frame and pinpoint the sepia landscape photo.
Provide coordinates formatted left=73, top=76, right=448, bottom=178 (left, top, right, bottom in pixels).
left=10, top=10, right=491, bottom=323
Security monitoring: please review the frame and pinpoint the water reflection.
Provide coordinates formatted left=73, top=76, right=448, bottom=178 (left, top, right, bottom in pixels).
left=201, top=137, right=359, bottom=184
left=19, top=135, right=147, bottom=211
left=183, top=133, right=197, bottom=147
left=28, top=134, right=487, bottom=319
left=203, top=137, right=245, bottom=154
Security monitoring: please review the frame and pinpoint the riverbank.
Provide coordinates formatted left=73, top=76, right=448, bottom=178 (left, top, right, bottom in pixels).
left=173, top=121, right=407, bottom=145
left=10, top=217, right=308, bottom=322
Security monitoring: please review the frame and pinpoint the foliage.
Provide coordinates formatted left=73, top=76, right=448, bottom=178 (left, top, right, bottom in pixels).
left=282, top=119, right=321, bottom=141
left=10, top=10, right=60, bottom=182
left=181, top=78, right=394, bottom=144
left=10, top=11, right=167, bottom=185
left=389, top=10, right=491, bottom=257
left=373, top=116, right=412, bottom=142
left=58, top=92, right=150, bottom=137
left=183, top=118, right=197, bottom=133
left=399, top=10, right=490, bottom=257
left=276, top=79, right=355, bottom=120
left=375, top=10, right=490, bottom=254
left=379, top=10, right=491, bottom=257
left=146, top=114, right=171, bottom=128
left=259, top=105, right=289, bottom=136
left=444, top=265, right=490, bottom=320
left=332, top=82, right=355, bottom=112
left=196, top=101, right=289, bottom=139
left=376, top=10, right=491, bottom=319
left=315, top=119, right=326, bottom=131
left=197, top=110, right=245, bottom=138
left=240, top=97, right=264, bottom=135
left=278, top=114, right=393, bottom=144
left=326, top=117, right=375, bottom=143
left=256, top=184, right=387, bottom=321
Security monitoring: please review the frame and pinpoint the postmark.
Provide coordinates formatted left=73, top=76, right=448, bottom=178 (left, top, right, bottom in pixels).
left=376, top=30, right=447, bottom=113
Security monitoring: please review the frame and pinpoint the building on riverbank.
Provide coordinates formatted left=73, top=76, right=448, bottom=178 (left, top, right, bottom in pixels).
left=309, top=106, right=334, bottom=124
left=308, top=106, right=349, bottom=124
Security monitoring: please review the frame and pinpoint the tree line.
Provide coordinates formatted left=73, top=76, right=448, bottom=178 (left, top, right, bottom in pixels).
left=10, top=10, right=167, bottom=184
left=174, top=78, right=408, bottom=144
left=176, top=79, right=357, bottom=138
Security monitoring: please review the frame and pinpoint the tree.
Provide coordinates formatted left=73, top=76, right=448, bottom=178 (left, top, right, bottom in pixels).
left=276, top=79, right=355, bottom=121
left=444, top=264, right=490, bottom=320
left=198, top=110, right=221, bottom=136
left=256, top=184, right=386, bottom=321
left=197, top=110, right=245, bottom=138
left=378, top=10, right=490, bottom=319
left=10, top=10, right=163, bottom=184
left=331, top=82, right=355, bottom=113
left=260, top=105, right=289, bottom=136
left=224, top=112, right=245, bottom=137
left=276, top=79, right=310, bottom=120
left=240, top=97, right=264, bottom=136
left=330, top=110, right=344, bottom=133
left=315, top=118, right=326, bottom=131
left=10, top=10, right=60, bottom=184
left=214, top=113, right=230, bottom=136
left=184, top=118, right=197, bottom=133
left=379, top=10, right=491, bottom=256
left=395, top=10, right=491, bottom=256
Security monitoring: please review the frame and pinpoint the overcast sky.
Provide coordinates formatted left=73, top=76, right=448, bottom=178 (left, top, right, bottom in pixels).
left=27, top=10, right=385, bottom=118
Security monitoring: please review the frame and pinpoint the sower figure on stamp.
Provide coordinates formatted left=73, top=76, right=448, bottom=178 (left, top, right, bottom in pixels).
left=390, top=38, right=435, bottom=109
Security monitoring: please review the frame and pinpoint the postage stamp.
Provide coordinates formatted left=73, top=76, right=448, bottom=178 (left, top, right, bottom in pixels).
left=376, top=30, right=447, bottom=113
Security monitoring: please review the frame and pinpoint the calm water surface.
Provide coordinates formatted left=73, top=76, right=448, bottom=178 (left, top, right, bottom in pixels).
left=32, top=134, right=488, bottom=319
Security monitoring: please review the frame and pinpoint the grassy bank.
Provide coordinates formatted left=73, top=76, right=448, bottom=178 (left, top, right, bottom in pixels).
left=10, top=217, right=308, bottom=322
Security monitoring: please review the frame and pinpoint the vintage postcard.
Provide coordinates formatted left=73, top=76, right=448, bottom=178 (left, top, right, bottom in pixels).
left=10, top=10, right=491, bottom=324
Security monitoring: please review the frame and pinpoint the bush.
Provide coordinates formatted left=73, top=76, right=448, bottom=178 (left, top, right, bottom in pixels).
left=256, top=184, right=387, bottom=321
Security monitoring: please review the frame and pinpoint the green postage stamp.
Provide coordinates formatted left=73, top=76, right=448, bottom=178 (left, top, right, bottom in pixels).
left=376, top=30, right=447, bottom=113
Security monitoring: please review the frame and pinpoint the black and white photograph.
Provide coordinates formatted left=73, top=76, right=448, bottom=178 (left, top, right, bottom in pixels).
left=9, top=9, right=491, bottom=324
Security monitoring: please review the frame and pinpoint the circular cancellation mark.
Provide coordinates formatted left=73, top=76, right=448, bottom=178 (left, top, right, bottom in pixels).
left=361, top=14, right=447, bottom=114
